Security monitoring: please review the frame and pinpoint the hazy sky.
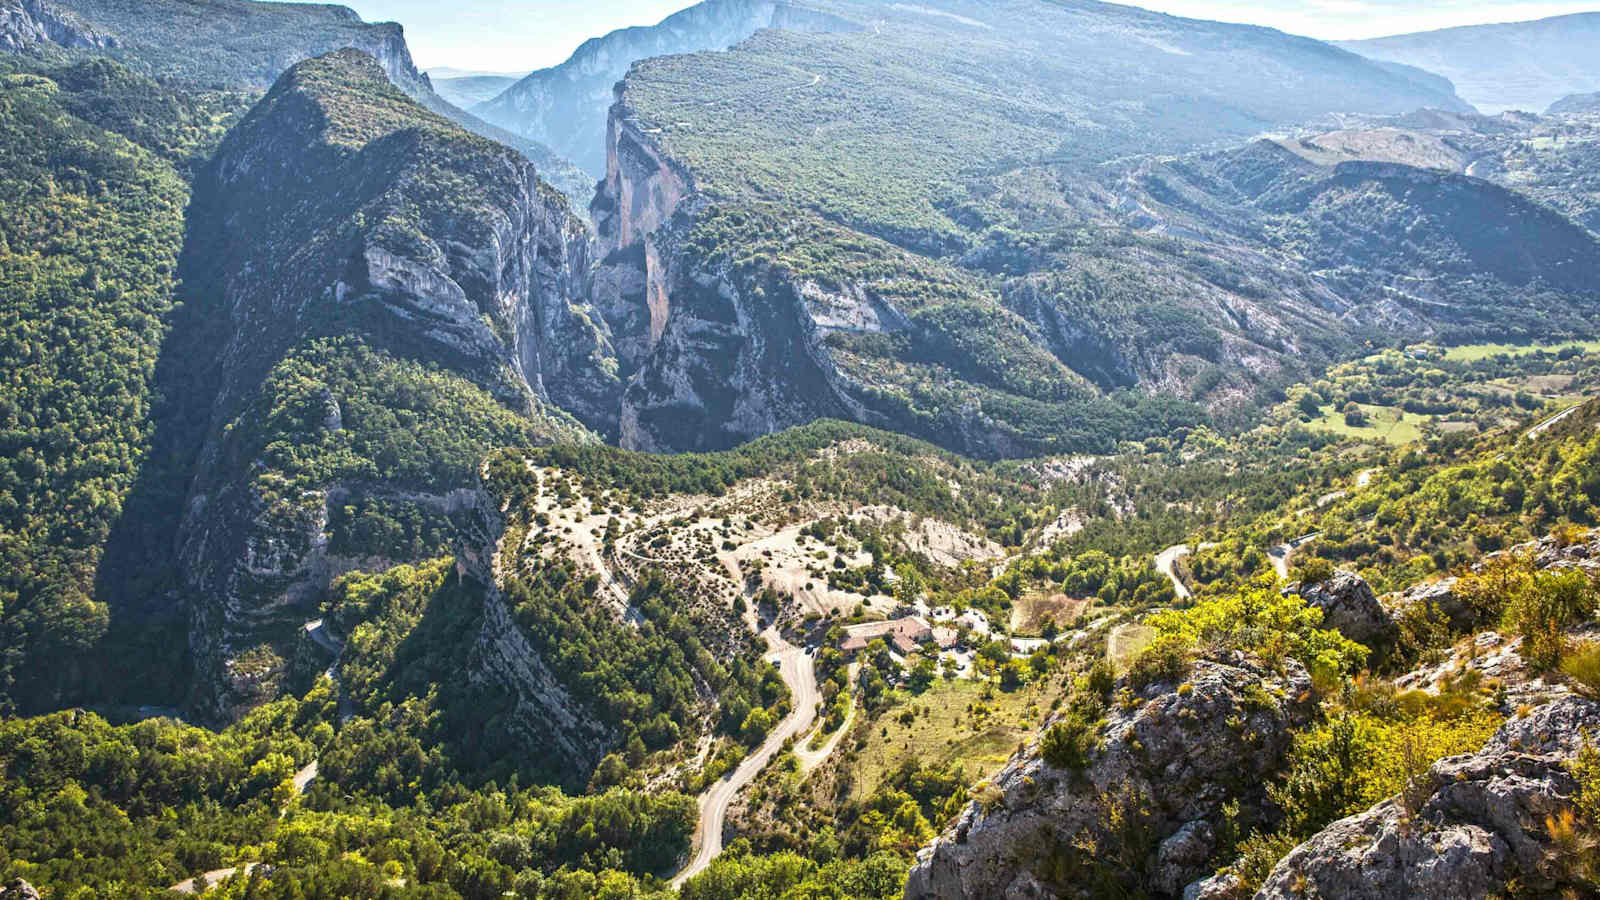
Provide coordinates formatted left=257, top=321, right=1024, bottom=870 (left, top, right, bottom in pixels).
left=317, top=0, right=1600, bottom=72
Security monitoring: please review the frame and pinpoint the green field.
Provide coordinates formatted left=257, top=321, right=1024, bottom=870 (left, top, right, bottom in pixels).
left=1306, top=403, right=1425, bottom=445
left=1440, top=340, right=1600, bottom=362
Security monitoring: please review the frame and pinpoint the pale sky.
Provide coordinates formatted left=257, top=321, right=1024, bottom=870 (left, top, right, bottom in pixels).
left=312, top=0, right=1600, bottom=73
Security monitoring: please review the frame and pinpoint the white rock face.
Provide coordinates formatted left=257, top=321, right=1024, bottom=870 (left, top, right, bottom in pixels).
left=0, top=0, right=116, bottom=51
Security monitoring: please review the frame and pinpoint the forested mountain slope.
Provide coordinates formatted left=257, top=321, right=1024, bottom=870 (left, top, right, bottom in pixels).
left=588, top=3, right=1600, bottom=458
left=4, top=0, right=1600, bottom=895
left=473, top=0, right=862, bottom=176
left=166, top=49, right=613, bottom=723
left=0, top=0, right=616, bottom=725
left=0, top=55, right=245, bottom=715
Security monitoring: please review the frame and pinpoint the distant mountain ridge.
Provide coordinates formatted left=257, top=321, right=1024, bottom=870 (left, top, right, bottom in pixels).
left=581, top=0, right=1501, bottom=457
left=0, top=0, right=596, bottom=207
left=1339, top=13, right=1600, bottom=113
left=472, top=0, right=863, bottom=175
left=432, top=73, right=518, bottom=107
left=1549, top=92, right=1600, bottom=116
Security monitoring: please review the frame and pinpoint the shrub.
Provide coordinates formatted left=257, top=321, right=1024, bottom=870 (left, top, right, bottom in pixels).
left=1455, top=554, right=1535, bottom=627
left=1504, top=569, right=1597, bottom=670
left=1040, top=710, right=1099, bottom=772
left=1560, top=643, right=1600, bottom=698
left=1291, top=556, right=1335, bottom=587
left=1142, top=578, right=1367, bottom=681
left=1127, top=633, right=1191, bottom=690
left=1082, top=659, right=1115, bottom=699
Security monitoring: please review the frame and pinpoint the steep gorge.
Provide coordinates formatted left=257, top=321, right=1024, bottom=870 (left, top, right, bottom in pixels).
left=581, top=0, right=1600, bottom=458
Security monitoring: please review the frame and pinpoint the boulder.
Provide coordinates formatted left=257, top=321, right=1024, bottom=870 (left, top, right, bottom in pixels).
left=1184, top=872, right=1246, bottom=900
left=1299, top=571, right=1397, bottom=651
left=1256, top=697, right=1600, bottom=899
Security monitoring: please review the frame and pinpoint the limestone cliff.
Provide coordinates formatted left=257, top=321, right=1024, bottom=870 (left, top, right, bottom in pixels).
left=589, top=100, right=1100, bottom=458
left=172, top=50, right=612, bottom=722
left=0, top=0, right=116, bottom=51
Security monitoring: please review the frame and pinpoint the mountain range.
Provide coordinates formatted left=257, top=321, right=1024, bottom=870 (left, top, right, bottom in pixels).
left=2, top=0, right=1600, bottom=896
left=1338, top=12, right=1600, bottom=113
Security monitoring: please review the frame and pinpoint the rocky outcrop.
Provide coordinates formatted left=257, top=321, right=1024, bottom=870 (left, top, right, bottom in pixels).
left=1384, top=576, right=1474, bottom=633
left=0, top=0, right=116, bottom=51
left=905, top=657, right=1317, bottom=899
left=1383, top=529, right=1600, bottom=637
left=473, top=0, right=861, bottom=175
left=0, top=879, right=41, bottom=900
left=449, top=487, right=615, bottom=777
left=1298, top=570, right=1397, bottom=652
left=1256, top=697, right=1600, bottom=899
left=173, top=50, right=612, bottom=722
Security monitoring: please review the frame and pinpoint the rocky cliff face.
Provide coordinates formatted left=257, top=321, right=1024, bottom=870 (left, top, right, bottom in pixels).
left=1256, top=697, right=1600, bottom=899
left=905, top=657, right=1317, bottom=898
left=448, top=486, right=616, bottom=777
left=0, top=0, right=116, bottom=51
left=590, top=105, right=896, bottom=452
left=590, top=89, right=1600, bottom=457
left=577, top=0, right=1600, bottom=459
left=10, top=0, right=432, bottom=92
left=173, top=49, right=611, bottom=722
left=473, top=0, right=860, bottom=176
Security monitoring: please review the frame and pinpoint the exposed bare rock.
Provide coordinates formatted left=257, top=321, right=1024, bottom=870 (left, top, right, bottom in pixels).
left=1383, top=577, right=1472, bottom=633
left=0, top=0, right=115, bottom=51
left=1184, top=872, right=1246, bottom=900
left=906, top=657, right=1316, bottom=899
left=1383, top=529, right=1600, bottom=640
left=1256, top=697, right=1600, bottom=899
left=0, top=879, right=41, bottom=900
left=1298, top=570, right=1397, bottom=652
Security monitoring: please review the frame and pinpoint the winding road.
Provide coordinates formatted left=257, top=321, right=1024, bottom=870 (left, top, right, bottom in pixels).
left=1153, top=544, right=1194, bottom=599
left=671, top=627, right=819, bottom=888
left=168, top=760, right=318, bottom=894
left=1269, top=532, right=1321, bottom=580
left=794, top=663, right=857, bottom=774
left=1526, top=405, right=1580, bottom=440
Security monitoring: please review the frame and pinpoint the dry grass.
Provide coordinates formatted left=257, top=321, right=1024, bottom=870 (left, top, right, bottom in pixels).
left=1107, top=623, right=1156, bottom=675
left=1009, top=592, right=1088, bottom=635
left=847, top=676, right=1062, bottom=800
